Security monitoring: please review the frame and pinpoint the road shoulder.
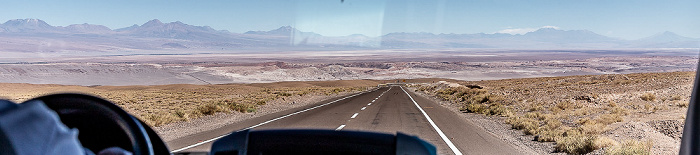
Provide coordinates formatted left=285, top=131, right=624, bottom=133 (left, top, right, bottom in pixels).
left=405, top=87, right=545, bottom=154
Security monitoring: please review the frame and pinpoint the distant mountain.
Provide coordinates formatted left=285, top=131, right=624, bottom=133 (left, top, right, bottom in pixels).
left=0, top=18, right=697, bottom=52
left=245, top=26, right=322, bottom=37
left=0, top=18, right=57, bottom=32
left=522, top=28, right=616, bottom=42
left=639, top=31, right=696, bottom=42
left=118, top=19, right=227, bottom=41
left=634, top=31, right=699, bottom=48
left=380, top=28, right=624, bottom=48
left=64, top=23, right=112, bottom=34
left=245, top=26, right=294, bottom=36
left=115, top=24, right=139, bottom=31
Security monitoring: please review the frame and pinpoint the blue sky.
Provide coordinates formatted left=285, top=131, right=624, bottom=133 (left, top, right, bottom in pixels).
left=2, top=0, right=699, bottom=39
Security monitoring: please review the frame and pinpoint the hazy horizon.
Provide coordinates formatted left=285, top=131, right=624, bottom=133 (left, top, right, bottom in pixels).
left=2, top=0, right=699, bottom=39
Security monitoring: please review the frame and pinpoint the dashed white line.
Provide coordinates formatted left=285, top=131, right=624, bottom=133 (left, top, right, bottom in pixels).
left=361, top=107, right=366, bottom=110
left=400, top=86, right=463, bottom=155
left=351, top=113, right=359, bottom=119
left=335, top=124, right=346, bottom=131
left=368, top=103, right=372, bottom=106
left=171, top=89, right=372, bottom=153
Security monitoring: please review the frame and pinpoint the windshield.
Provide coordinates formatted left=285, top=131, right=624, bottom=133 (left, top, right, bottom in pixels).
left=0, top=1, right=698, bottom=154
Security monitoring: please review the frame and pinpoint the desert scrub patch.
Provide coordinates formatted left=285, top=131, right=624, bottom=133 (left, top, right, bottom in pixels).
left=605, top=140, right=652, bottom=155
left=595, top=114, right=624, bottom=125
left=594, top=136, right=619, bottom=150
left=274, top=92, right=292, bottom=97
left=196, top=102, right=226, bottom=115
left=676, top=100, right=689, bottom=108
left=640, top=93, right=656, bottom=101
left=554, top=134, right=597, bottom=155
left=555, top=101, right=573, bottom=111
left=145, top=112, right=178, bottom=127
left=461, top=103, right=513, bottom=117
left=174, top=109, right=189, bottom=120
left=670, top=95, right=682, bottom=101
left=506, top=116, right=539, bottom=135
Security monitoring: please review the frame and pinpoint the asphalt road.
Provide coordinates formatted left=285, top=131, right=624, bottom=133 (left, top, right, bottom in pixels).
left=167, top=86, right=520, bottom=154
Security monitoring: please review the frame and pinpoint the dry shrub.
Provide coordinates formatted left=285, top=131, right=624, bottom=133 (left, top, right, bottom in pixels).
left=556, top=101, right=573, bottom=110
left=580, top=121, right=607, bottom=135
left=174, top=110, right=189, bottom=120
left=544, top=118, right=562, bottom=129
left=146, top=112, right=177, bottom=127
left=573, top=107, right=593, bottom=116
left=640, top=93, right=656, bottom=101
left=676, top=100, right=689, bottom=108
left=610, top=107, right=628, bottom=116
left=528, top=103, right=544, bottom=111
left=534, top=118, right=565, bottom=142
left=670, top=95, right=682, bottom=101
left=506, top=116, right=539, bottom=135
left=643, top=104, right=659, bottom=113
left=461, top=103, right=513, bottom=117
left=605, top=140, right=652, bottom=155
left=535, top=128, right=564, bottom=142
left=524, top=112, right=551, bottom=121
left=555, top=134, right=598, bottom=155
left=196, top=103, right=225, bottom=115
left=594, top=136, right=618, bottom=149
left=596, top=114, right=623, bottom=125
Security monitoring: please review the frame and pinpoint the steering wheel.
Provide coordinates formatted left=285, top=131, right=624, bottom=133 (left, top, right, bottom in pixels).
left=26, top=93, right=168, bottom=155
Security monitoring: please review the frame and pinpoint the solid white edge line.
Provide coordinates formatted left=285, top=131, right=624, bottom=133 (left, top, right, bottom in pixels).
left=400, top=86, right=463, bottom=155
left=336, top=124, right=346, bottom=131
left=351, top=113, right=359, bottom=119
left=171, top=88, right=378, bottom=153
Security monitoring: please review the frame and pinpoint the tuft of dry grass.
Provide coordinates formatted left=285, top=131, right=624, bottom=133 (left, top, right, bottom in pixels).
left=594, top=136, right=619, bottom=150
left=640, top=93, right=656, bottom=101
left=605, top=140, right=652, bottom=155
left=554, top=134, right=598, bottom=155
left=676, top=100, right=689, bottom=108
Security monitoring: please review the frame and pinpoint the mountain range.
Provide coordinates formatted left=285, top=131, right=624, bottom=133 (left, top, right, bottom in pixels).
left=0, top=18, right=698, bottom=53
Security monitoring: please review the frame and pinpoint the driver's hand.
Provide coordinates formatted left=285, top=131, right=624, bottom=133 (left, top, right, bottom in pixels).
left=0, top=100, right=132, bottom=155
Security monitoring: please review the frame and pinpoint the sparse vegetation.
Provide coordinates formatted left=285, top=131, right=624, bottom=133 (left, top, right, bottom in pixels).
left=416, top=71, right=695, bottom=154
left=606, top=140, right=652, bottom=155
left=555, top=134, right=597, bottom=155
left=0, top=82, right=371, bottom=127
left=640, top=93, right=656, bottom=101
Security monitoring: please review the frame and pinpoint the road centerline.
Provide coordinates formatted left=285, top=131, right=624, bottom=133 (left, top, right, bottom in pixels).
left=335, top=125, right=346, bottom=131
left=351, top=113, right=359, bottom=119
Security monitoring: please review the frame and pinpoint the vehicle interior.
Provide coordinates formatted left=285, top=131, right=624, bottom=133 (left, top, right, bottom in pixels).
left=30, top=93, right=437, bottom=155
left=1, top=1, right=699, bottom=155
